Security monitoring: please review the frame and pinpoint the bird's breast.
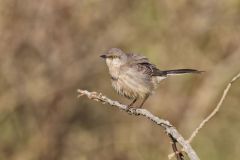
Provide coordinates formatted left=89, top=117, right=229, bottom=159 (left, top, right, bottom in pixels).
left=111, top=78, right=138, bottom=99
left=111, top=71, right=152, bottom=99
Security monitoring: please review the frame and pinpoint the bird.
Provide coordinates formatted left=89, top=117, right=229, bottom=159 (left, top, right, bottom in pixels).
left=100, top=48, right=203, bottom=108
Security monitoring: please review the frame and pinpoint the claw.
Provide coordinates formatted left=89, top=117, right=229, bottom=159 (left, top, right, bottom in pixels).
left=126, top=106, right=140, bottom=116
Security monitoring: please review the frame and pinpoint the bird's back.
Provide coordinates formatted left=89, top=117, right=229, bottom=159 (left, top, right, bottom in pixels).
left=126, top=53, right=166, bottom=76
left=111, top=53, right=163, bottom=99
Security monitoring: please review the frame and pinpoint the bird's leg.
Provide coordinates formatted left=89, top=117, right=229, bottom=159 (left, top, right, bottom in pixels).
left=128, top=98, right=137, bottom=108
left=139, top=94, right=150, bottom=108
left=127, top=98, right=139, bottom=115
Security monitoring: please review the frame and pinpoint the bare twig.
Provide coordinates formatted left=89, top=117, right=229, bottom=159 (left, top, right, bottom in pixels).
left=187, top=72, right=240, bottom=143
left=77, top=89, right=199, bottom=160
left=168, top=72, right=240, bottom=159
left=169, top=134, right=184, bottom=160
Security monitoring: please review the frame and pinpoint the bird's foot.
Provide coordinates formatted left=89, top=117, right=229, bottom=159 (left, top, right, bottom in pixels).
left=126, top=106, right=140, bottom=116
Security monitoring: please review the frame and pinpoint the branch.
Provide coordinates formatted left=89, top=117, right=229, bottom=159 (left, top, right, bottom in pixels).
left=169, top=134, right=184, bottom=160
left=77, top=89, right=199, bottom=160
left=168, top=71, right=240, bottom=159
left=187, top=72, right=240, bottom=143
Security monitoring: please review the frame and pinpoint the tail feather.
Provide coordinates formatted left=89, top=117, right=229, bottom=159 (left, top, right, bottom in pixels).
left=161, top=69, right=204, bottom=76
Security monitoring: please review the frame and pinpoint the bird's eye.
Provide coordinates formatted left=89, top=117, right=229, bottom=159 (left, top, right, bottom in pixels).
left=107, top=55, right=119, bottom=59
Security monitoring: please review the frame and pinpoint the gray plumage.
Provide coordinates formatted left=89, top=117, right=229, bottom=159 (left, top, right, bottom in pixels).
left=100, top=48, right=202, bottom=108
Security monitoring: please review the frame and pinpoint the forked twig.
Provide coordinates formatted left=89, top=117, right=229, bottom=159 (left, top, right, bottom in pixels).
left=77, top=89, right=199, bottom=160
left=168, top=72, right=240, bottom=159
left=169, top=134, right=184, bottom=160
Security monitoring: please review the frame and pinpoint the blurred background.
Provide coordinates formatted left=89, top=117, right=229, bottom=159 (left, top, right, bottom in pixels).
left=0, top=0, right=240, bottom=160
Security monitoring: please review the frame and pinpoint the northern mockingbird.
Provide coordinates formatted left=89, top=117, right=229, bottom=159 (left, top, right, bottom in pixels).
left=100, top=48, right=202, bottom=108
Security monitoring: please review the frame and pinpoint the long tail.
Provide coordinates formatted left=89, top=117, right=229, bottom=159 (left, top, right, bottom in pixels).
left=161, top=69, right=204, bottom=76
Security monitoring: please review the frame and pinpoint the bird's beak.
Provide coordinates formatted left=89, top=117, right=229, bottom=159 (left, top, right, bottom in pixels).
left=100, top=54, right=107, bottom=59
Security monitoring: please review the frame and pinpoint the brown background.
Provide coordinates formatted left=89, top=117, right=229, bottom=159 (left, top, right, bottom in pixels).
left=0, top=0, right=240, bottom=160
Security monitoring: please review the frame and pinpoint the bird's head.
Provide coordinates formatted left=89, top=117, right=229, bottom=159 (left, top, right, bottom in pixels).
left=100, top=48, right=128, bottom=68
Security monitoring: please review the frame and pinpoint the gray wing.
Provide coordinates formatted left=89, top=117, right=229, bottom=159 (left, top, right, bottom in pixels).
left=126, top=53, right=165, bottom=76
